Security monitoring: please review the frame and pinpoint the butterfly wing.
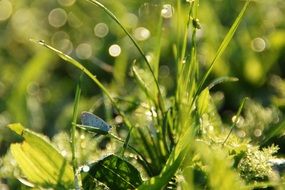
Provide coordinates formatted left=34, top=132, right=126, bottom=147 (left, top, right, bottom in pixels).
left=80, top=112, right=111, bottom=134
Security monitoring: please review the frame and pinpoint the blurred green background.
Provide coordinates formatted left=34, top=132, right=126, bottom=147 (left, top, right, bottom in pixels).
left=0, top=0, right=285, bottom=188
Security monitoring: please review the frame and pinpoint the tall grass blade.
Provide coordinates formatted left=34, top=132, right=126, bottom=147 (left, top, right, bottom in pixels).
left=86, top=0, right=165, bottom=112
left=196, top=0, right=250, bottom=96
left=223, top=97, right=248, bottom=145
left=71, top=75, right=83, bottom=190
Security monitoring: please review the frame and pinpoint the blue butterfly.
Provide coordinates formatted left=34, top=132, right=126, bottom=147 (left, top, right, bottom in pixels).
left=77, top=111, right=111, bottom=135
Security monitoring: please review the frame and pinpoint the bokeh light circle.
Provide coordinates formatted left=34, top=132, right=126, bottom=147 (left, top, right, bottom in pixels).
left=0, top=0, right=13, bottom=21
left=48, top=8, right=67, bottom=28
left=76, top=43, right=92, bottom=59
left=108, top=44, right=121, bottom=57
left=94, top=23, right=109, bottom=38
left=58, top=0, right=76, bottom=7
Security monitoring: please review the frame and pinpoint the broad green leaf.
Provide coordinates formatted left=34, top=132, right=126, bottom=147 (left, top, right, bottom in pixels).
left=81, top=154, right=143, bottom=190
left=8, top=123, right=74, bottom=189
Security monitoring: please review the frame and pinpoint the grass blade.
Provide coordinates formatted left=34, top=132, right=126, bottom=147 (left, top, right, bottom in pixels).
left=29, top=39, right=133, bottom=129
left=71, top=75, right=83, bottom=189
left=196, top=0, right=250, bottom=96
left=223, top=97, right=248, bottom=145
left=86, top=0, right=165, bottom=112
left=208, top=76, right=239, bottom=90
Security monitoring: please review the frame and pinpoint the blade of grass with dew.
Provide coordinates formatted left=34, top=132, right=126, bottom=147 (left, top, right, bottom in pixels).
left=175, top=1, right=194, bottom=105
left=208, top=76, right=239, bottom=90
left=195, top=0, right=251, bottom=100
left=184, top=0, right=200, bottom=103
left=29, top=39, right=132, bottom=129
left=86, top=0, right=165, bottom=113
left=70, top=74, right=83, bottom=190
left=223, top=97, right=248, bottom=145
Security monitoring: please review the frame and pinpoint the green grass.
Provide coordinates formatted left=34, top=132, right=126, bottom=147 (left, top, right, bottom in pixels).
left=1, top=0, right=285, bottom=189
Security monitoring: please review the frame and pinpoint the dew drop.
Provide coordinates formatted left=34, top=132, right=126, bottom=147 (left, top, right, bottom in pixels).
left=82, top=165, right=90, bottom=172
left=115, top=115, right=123, bottom=124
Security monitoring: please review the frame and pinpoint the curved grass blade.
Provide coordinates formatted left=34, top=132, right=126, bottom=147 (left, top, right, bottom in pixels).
left=208, top=76, right=239, bottom=90
left=29, top=39, right=133, bottom=129
left=86, top=0, right=165, bottom=112
left=29, top=39, right=112, bottom=104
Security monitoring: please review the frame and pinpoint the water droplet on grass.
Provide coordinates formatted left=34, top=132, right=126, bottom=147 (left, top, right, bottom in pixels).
left=82, top=165, right=90, bottom=172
